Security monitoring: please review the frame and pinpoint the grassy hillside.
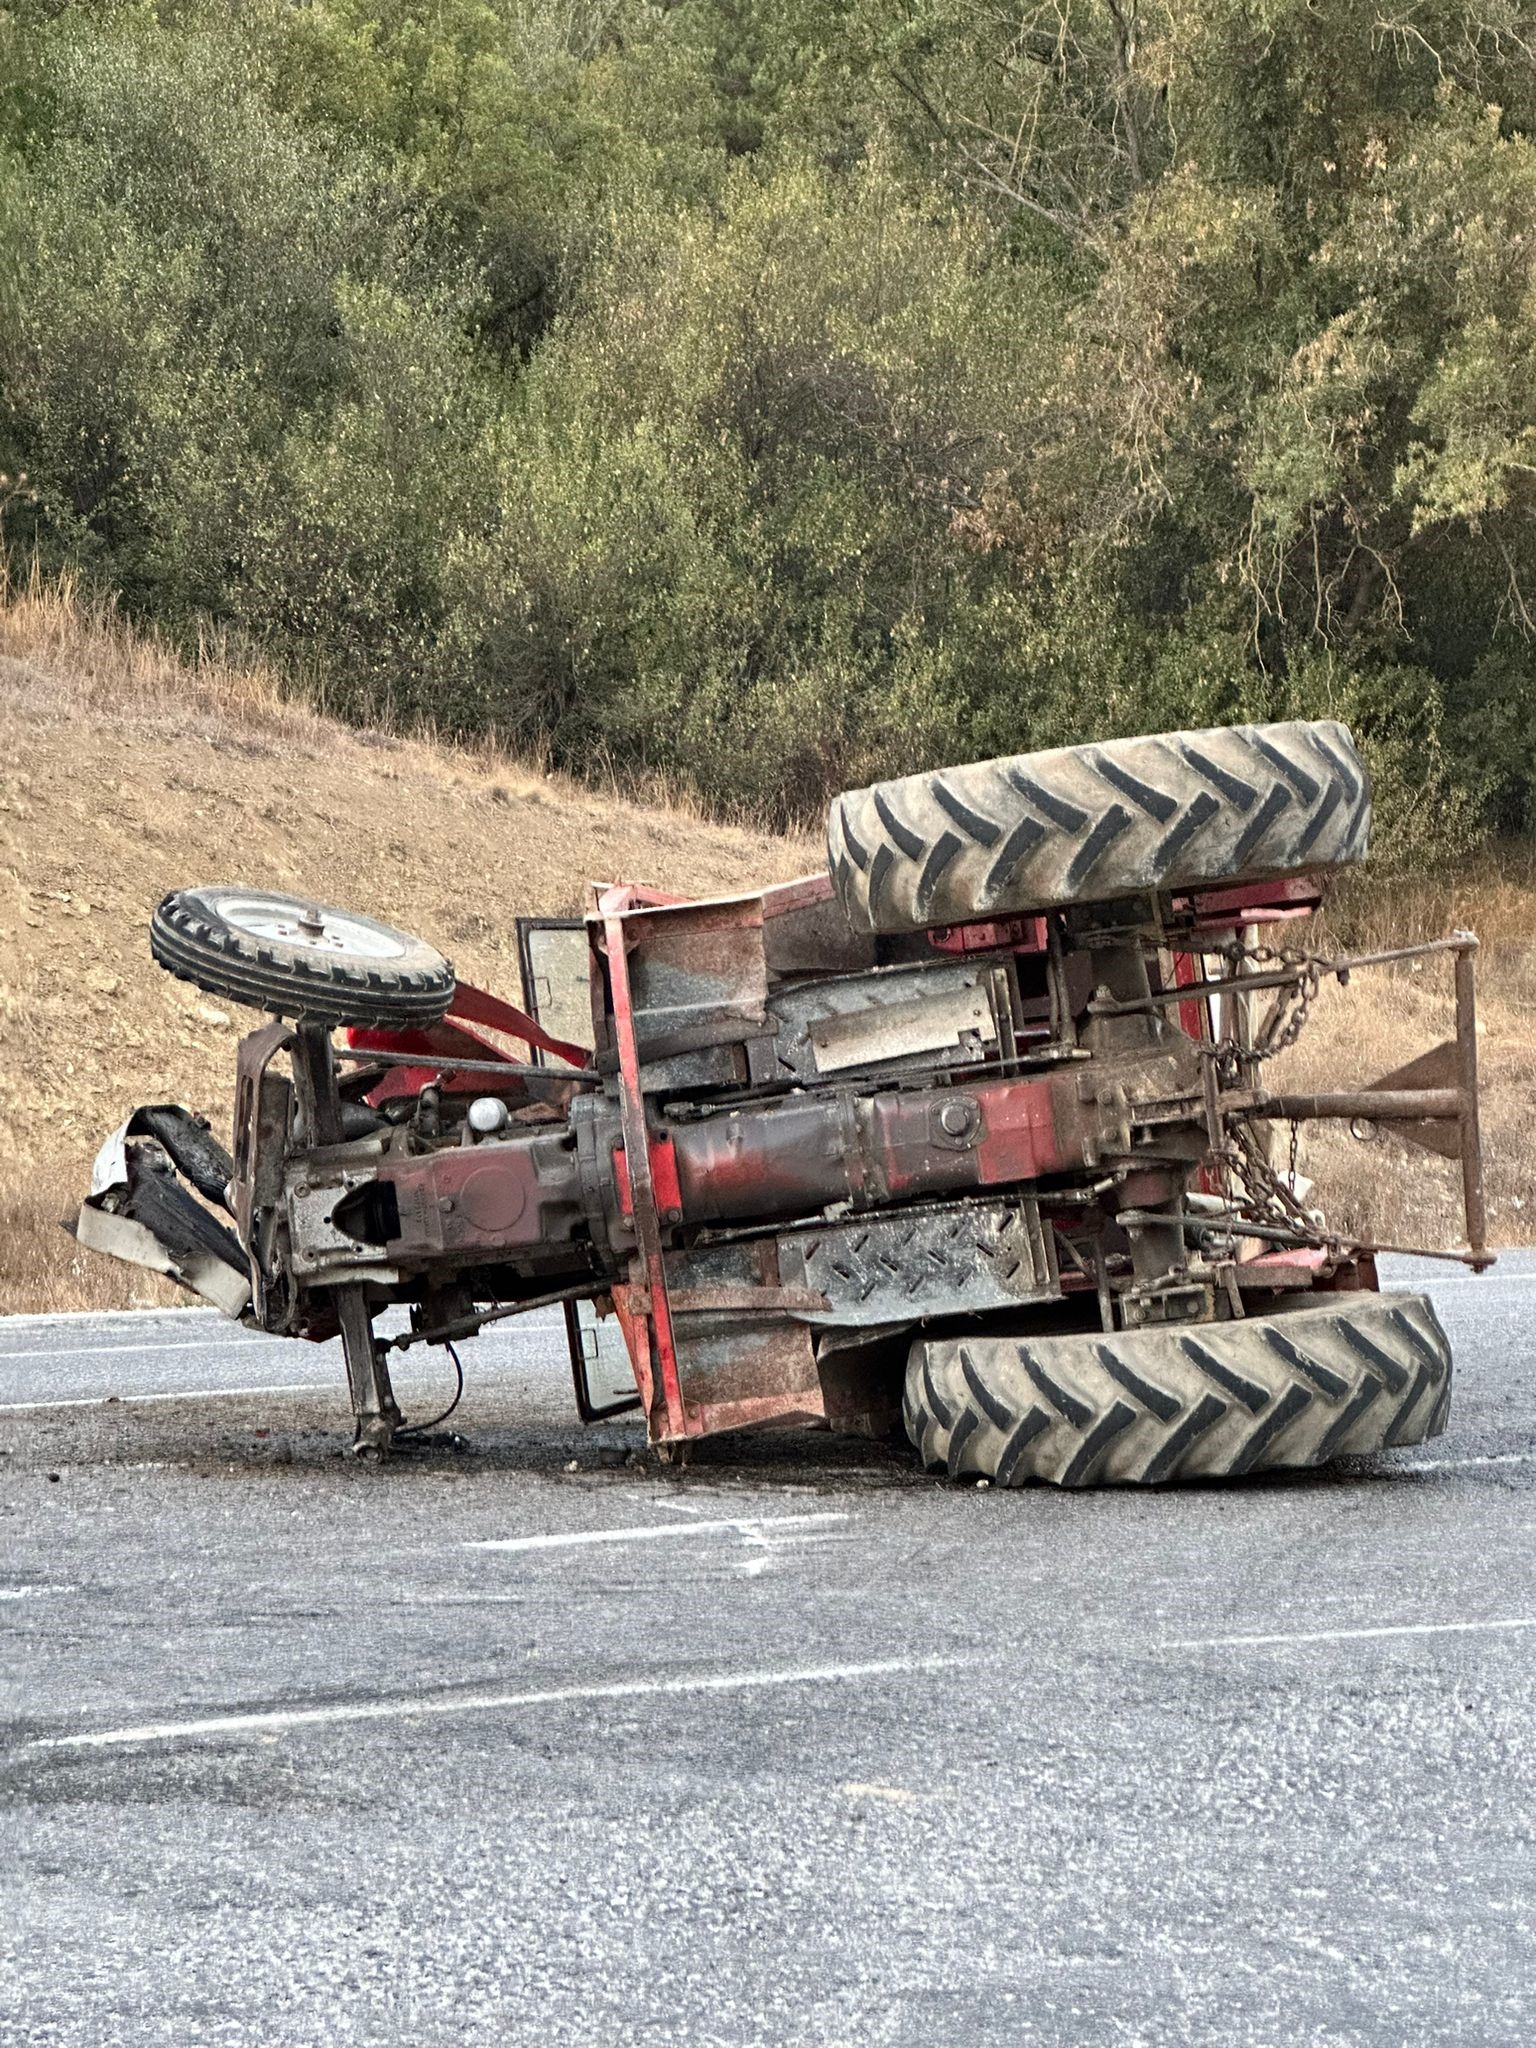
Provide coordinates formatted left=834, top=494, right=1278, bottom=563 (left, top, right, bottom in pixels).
left=0, top=575, right=810, bottom=1311
left=1, top=578, right=1530, bottom=1314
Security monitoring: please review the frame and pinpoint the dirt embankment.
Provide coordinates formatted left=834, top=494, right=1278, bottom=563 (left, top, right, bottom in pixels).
left=2, top=573, right=1532, bottom=1314
left=0, top=576, right=809, bottom=1311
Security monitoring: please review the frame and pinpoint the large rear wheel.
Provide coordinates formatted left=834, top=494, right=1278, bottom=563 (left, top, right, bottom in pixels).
left=905, top=1293, right=1450, bottom=1487
left=828, top=719, right=1370, bottom=936
left=151, top=885, right=456, bottom=1030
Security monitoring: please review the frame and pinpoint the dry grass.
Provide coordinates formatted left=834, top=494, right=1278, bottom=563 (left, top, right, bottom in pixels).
left=1272, top=871, right=1536, bottom=1254
left=0, top=1158, right=182, bottom=1315
left=0, top=561, right=323, bottom=746
left=1325, top=848, right=1536, bottom=955
left=0, top=572, right=813, bottom=1313
left=0, top=560, right=784, bottom=832
left=1, top=569, right=1533, bottom=1311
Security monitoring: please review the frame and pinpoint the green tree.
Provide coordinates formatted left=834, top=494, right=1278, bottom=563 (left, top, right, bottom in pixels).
left=0, top=7, right=500, bottom=698
left=0, top=0, right=1531, bottom=851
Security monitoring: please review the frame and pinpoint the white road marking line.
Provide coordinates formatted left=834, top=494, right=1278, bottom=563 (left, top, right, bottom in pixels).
left=0, top=1308, right=228, bottom=1330
left=1, top=1339, right=273, bottom=1364
left=0, top=1384, right=322, bottom=1414
left=1172, top=1617, right=1536, bottom=1650
left=468, top=1507, right=856, bottom=1548
left=840, top=1782, right=919, bottom=1806
left=1396, top=1451, right=1536, bottom=1473
left=0, top=1325, right=560, bottom=1366
left=1384, top=1272, right=1536, bottom=1286
left=396, top=1594, right=532, bottom=1607
left=34, top=1654, right=958, bottom=1750
left=0, top=1306, right=566, bottom=1333
left=0, top=1585, right=77, bottom=1601
left=727, top=1522, right=856, bottom=1573
left=727, top=1529, right=856, bottom=1577
left=465, top=1512, right=849, bottom=1553
left=741, top=1525, right=850, bottom=1553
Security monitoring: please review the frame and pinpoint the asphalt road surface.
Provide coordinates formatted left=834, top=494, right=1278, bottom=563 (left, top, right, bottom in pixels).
left=4, top=1255, right=1536, bottom=2047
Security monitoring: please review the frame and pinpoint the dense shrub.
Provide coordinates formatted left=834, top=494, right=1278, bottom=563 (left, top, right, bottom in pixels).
left=0, top=13, right=502, bottom=697
left=1, top=0, right=1534, bottom=854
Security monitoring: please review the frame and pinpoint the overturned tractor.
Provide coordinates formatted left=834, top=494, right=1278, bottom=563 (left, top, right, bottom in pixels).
left=76, top=720, right=1489, bottom=1484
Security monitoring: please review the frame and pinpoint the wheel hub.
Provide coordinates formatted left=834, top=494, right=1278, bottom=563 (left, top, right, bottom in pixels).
left=218, top=895, right=408, bottom=961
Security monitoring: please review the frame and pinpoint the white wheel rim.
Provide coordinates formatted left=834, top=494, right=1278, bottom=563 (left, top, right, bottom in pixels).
left=217, top=896, right=409, bottom=962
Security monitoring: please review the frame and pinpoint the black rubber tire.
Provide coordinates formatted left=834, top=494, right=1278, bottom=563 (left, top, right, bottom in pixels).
left=828, top=719, right=1370, bottom=935
left=904, top=1293, right=1450, bottom=1487
left=151, top=885, right=456, bottom=1029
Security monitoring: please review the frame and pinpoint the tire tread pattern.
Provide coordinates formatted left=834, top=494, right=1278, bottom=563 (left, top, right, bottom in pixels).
left=151, top=887, right=455, bottom=1030
left=906, top=1293, right=1450, bottom=1488
left=828, top=719, right=1370, bottom=935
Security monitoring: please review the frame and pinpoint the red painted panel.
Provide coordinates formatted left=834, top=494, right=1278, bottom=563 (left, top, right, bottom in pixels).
left=971, top=1077, right=1074, bottom=1185
left=928, top=916, right=1048, bottom=956
left=599, top=886, right=688, bottom=1439
left=1179, top=875, right=1323, bottom=928
left=612, top=1145, right=633, bottom=1219
left=348, top=976, right=589, bottom=1105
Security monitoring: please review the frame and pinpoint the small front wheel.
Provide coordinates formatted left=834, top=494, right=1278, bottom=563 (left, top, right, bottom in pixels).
left=150, top=884, right=456, bottom=1030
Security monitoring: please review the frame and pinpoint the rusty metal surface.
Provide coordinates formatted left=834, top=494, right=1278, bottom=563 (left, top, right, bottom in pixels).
left=779, top=1200, right=1057, bottom=1326
left=663, top=1315, right=825, bottom=1437
left=665, top=1071, right=1083, bottom=1224
left=598, top=884, right=687, bottom=1439
left=285, top=1162, right=396, bottom=1283
left=228, top=1021, right=297, bottom=1327
left=1089, top=932, right=1481, bottom=1016
left=608, top=892, right=770, bottom=1059
left=289, top=1022, right=401, bottom=1451
left=662, top=1042, right=1213, bottom=1231
left=656, top=1238, right=825, bottom=1436
left=231, top=1024, right=292, bottom=1217
left=804, top=972, right=998, bottom=1076
left=370, top=1137, right=586, bottom=1265
left=1454, top=939, right=1490, bottom=1267
left=666, top=1284, right=832, bottom=1315
left=761, top=876, right=877, bottom=978
left=760, top=956, right=1009, bottom=1084
left=1262, top=1088, right=1464, bottom=1123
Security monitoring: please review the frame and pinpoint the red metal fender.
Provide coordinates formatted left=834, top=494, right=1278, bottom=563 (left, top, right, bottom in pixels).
left=348, top=978, right=590, bottom=1105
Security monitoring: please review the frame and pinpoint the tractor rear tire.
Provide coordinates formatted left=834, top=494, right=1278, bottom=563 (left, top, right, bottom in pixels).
left=904, top=1293, right=1450, bottom=1487
left=828, top=719, right=1370, bottom=936
left=151, top=885, right=456, bottom=1030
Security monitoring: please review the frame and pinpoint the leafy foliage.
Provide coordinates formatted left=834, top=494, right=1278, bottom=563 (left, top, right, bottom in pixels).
left=3, top=0, right=1536, bottom=851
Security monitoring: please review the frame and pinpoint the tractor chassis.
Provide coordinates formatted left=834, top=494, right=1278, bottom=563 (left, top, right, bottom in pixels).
left=80, top=869, right=1489, bottom=1461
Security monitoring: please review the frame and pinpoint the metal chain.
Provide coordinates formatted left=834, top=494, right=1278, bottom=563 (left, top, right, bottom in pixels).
left=1227, top=1117, right=1328, bottom=1247
left=1257, top=958, right=1321, bottom=1060
left=1202, top=938, right=1326, bottom=1083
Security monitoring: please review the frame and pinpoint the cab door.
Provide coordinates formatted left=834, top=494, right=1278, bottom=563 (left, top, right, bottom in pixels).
left=514, top=917, right=596, bottom=1067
